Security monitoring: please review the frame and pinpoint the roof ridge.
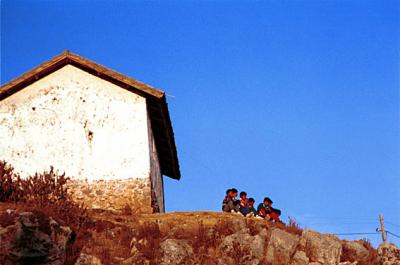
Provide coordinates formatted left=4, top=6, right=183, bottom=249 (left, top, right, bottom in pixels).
left=1, top=51, right=165, bottom=99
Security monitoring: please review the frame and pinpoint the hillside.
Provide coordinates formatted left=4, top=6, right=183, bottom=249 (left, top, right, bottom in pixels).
left=1, top=205, right=399, bottom=265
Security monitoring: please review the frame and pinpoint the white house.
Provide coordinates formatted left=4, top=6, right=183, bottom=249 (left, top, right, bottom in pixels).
left=0, top=51, right=180, bottom=213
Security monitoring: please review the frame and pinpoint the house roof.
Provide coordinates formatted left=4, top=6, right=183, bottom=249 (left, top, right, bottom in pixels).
left=0, top=51, right=181, bottom=180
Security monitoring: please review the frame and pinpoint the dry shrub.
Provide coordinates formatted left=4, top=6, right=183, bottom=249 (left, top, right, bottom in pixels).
left=94, top=219, right=116, bottom=233
left=0, top=161, right=24, bottom=202
left=341, top=238, right=378, bottom=265
left=122, top=204, right=133, bottom=216
left=276, top=216, right=302, bottom=236
left=231, top=241, right=252, bottom=264
left=214, top=219, right=236, bottom=236
left=192, top=221, right=216, bottom=254
left=246, top=218, right=269, bottom=236
left=135, top=221, right=162, bottom=261
left=98, top=249, right=112, bottom=264
left=90, top=225, right=134, bottom=263
left=0, top=211, right=19, bottom=227
left=0, top=161, right=93, bottom=265
left=359, top=239, right=378, bottom=265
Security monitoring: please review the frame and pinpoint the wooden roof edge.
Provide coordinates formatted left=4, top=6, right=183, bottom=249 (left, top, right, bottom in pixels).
left=159, top=95, right=181, bottom=180
left=66, top=51, right=165, bottom=98
left=0, top=52, right=67, bottom=95
left=1, top=50, right=165, bottom=99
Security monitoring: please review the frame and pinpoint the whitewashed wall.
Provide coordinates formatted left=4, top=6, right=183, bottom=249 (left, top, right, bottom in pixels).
left=0, top=65, right=151, bottom=181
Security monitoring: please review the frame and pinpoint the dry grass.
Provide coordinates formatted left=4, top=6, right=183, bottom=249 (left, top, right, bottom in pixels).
left=341, top=238, right=378, bottom=265
left=283, top=217, right=303, bottom=236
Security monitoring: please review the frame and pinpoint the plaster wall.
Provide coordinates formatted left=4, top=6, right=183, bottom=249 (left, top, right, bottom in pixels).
left=0, top=65, right=151, bottom=181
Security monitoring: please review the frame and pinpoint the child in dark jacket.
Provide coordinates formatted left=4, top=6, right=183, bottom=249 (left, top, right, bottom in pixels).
left=257, top=197, right=282, bottom=222
left=240, top=197, right=257, bottom=217
left=222, top=188, right=240, bottom=213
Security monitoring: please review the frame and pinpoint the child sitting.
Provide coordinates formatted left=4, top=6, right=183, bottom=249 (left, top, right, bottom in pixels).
left=257, top=197, right=282, bottom=223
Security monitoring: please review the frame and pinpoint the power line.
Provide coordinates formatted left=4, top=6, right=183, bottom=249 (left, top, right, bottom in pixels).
left=387, top=231, right=400, bottom=239
left=334, top=232, right=379, bottom=236
left=386, top=221, right=400, bottom=228
left=307, top=221, right=377, bottom=225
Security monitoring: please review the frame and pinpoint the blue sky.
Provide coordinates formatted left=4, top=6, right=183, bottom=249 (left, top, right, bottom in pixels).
left=1, top=0, right=399, bottom=246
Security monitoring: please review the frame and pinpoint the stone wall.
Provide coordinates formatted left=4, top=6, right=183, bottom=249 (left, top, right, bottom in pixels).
left=67, top=178, right=155, bottom=214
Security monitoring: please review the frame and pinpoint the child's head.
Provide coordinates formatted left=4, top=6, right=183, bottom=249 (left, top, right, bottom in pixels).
left=263, top=197, right=273, bottom=206
left=240, top=191, right=247, bottom=199
left=248, top=198, right=255, bottom=207
left=231, top=188, right=238, bottom=198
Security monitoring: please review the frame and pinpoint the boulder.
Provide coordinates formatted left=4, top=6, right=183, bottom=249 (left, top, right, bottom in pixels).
left=0, top=210, right=73, bottom=265
left=299, top=229, right=342, bottom=265
left=290, top=251, right=309, bottom=265
left=266, top=228, right=299, bottom=265
left=160, top=239, right=193, bottom=265
left=219, top=228, right=267, bottom=262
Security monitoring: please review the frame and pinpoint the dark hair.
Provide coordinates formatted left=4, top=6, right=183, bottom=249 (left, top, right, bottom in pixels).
left=226, top=189, right=232, bottom=195
left=248, top=198, right=255, bottom=203
left=263, top=197, right=273, bottom=204
left=231, top=188, right=238, bottom=193
left=240, top=191, right=247, bottom=197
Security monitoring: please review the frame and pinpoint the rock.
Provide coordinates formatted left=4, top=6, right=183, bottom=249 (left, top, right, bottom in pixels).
left=290, top=251, right=309, bottom=265
left=341, top=240, right=369, bottom=263
left=160, top=239, right=193, bottom=265
left=0, top=211, right=73, bottom=265
left=219, top=228, right=267, bottom=261
left=230, top=218, right=248, bottom=231
left=74, top=253, right=102, bottom=265
left=338, top=262, right=357, bottom=265
left=377, top=243, right=400, bottom=265
left=49, top=217, right=73, bottom=263
left=299, top=229, right=342, bottom=265
left=266, top=228, right=299, bottom=265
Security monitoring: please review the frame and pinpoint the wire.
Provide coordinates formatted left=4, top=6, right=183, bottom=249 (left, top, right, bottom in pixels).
left=387, top=231, right=400, bottom=238
left=334, top=232, right=379, bottom=236
left=307, top=221, right=377, bottom=225
left=386, top=221, right=400, bottom=228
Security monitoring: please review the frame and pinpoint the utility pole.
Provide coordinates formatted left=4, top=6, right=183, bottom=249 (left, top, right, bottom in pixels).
left=379, top=213, right=387, bottom=244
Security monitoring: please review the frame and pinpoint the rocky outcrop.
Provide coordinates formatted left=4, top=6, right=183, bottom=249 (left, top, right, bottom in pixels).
left=377, top=243, right=400, bottom=265
left=217, top=228, right=267, bottom=265
left=1, top=208, right=398, bottom=265
left=298, top=229, right=342, bottom=265
left=160, top=239, right=194, bottom=265
left=0, top=210, right=73, bottom=265
left=266, top=228, right=299, bottom=264
left=290, top=251, right=309, bottom=265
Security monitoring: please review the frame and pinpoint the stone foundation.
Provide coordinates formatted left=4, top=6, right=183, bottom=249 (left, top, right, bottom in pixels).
left=67, top=178, right=157, bottom=213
